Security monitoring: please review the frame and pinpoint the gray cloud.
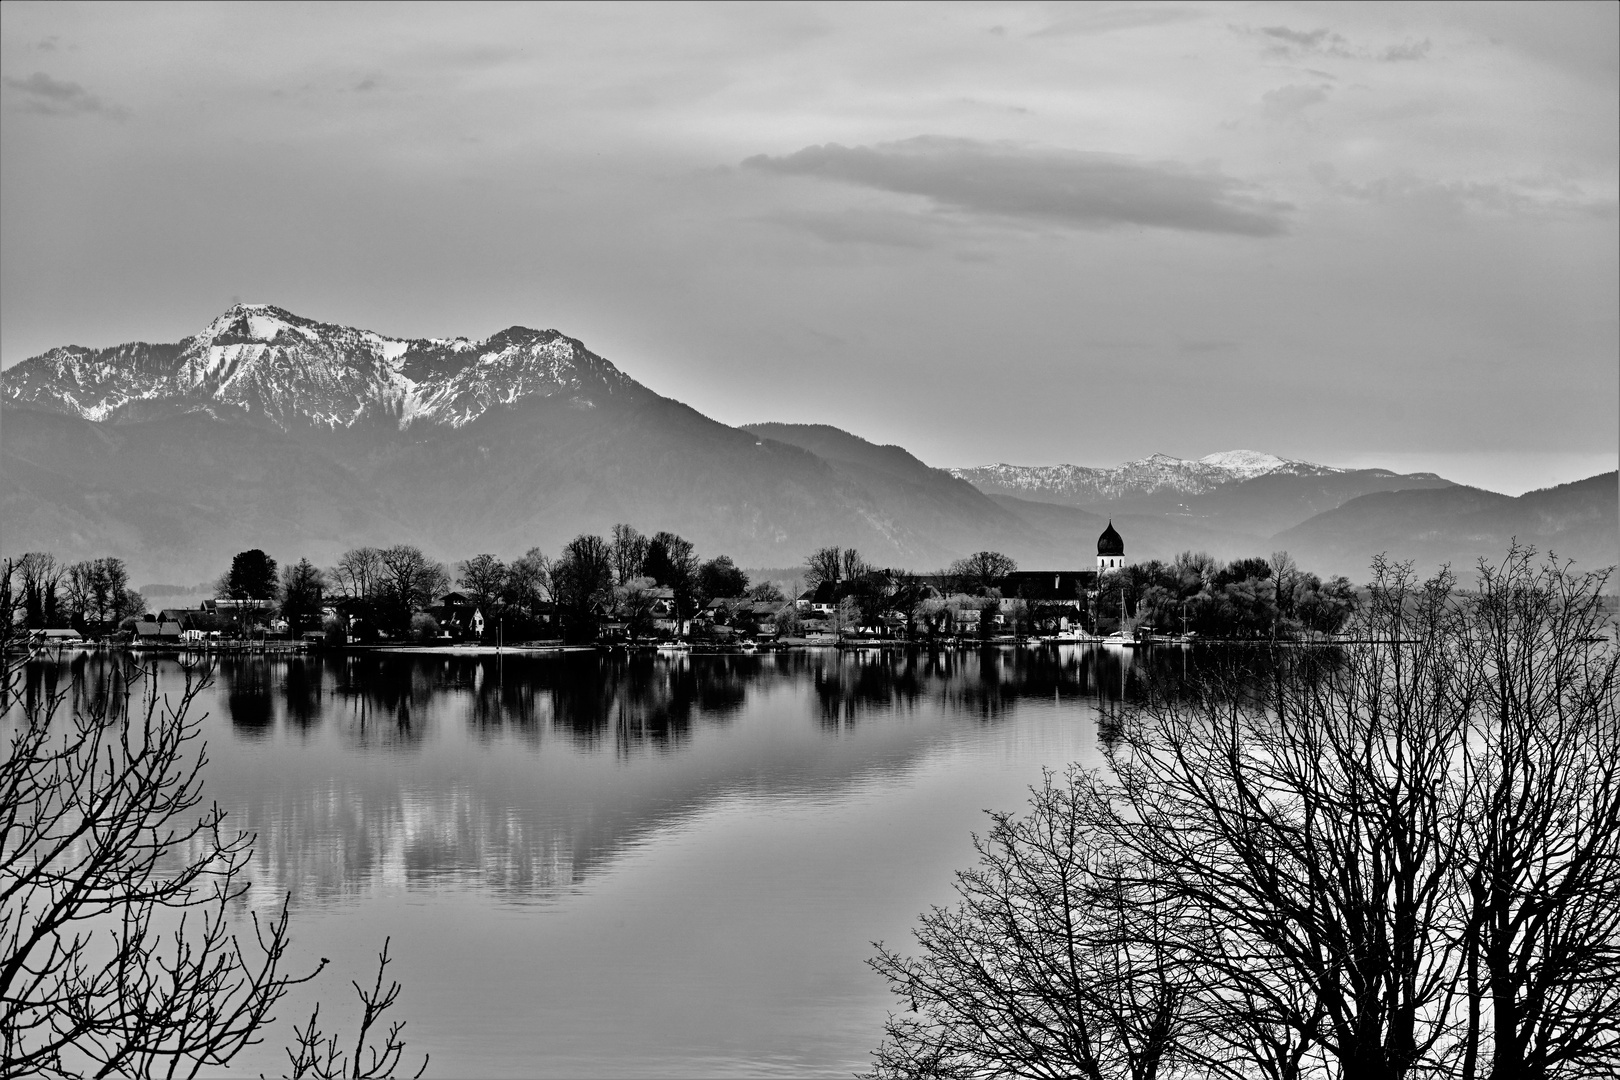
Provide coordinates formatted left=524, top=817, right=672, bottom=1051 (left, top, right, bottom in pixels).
left=1382, top=39, right=1432, bottom=62
left=742, top=137, right=1289, bottom=237
left=2, top=71, right=125, bottom=118
left=1036, top=6, right=1200, bottom=38
left=1263, top=83, right=1330, bottom=120
left=1312, top=164, right=1618, bottom=220
left=1260, top=25, right=1351, bottom=57
left=1250, top=24, right=1432, bottom=64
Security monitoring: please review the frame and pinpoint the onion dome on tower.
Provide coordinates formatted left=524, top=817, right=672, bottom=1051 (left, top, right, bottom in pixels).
left=1096, top=521, right=1126, bottom=572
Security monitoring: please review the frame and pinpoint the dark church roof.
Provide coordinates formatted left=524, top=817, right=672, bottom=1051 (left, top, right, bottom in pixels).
left=1097, top=521, right=1124, bottom=557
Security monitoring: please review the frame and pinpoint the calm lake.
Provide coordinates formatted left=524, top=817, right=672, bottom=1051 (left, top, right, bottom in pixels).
left=14, top=646, right=1176, bottom=1077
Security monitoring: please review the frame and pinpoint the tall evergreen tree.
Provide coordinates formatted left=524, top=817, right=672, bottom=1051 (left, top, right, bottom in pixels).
left=220, top=550, right=279, bottom=601
left=279, top=559, right=326, bottom=636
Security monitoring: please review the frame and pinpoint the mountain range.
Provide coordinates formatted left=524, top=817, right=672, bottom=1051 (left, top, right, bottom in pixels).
left=955, top=451, right=1354, bottom=503
left=2, top=304, right=1614, bottom=585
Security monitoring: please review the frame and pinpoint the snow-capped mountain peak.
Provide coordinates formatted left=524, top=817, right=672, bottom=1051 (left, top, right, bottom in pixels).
left=2, top=305, right=641, bottom=432
left=198, top=303, right=320, bottom=344
left=1198, top=450, right=1296, bottom=478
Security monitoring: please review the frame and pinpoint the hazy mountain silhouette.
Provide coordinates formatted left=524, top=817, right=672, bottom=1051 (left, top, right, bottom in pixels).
left=1274, top=473, right=1619, bottom=579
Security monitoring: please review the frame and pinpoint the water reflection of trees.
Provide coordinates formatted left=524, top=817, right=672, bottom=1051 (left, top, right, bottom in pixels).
left=11, top=654, right=226, bottom=731
left=810, top=646, right=1167, bottom=728
left=7, top=646, right=1198, bottom=748
left=15, top=657, right=65, bottom=724
left=62, top=652, right=138, bottom=725
left=239, top=782, right=584, bottom=906
left=220, top=657, right=275, bottom=737
left=460, top=653, right=758, bottom=754
left=327, top=655, right=445, bottom=749
left=5, top=646, right=1218, bottom=908
left=281, top=657, right=323, bottom=729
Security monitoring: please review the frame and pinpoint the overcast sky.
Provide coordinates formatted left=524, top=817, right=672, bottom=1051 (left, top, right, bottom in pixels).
left=2, top=1, right=1615, bottom=494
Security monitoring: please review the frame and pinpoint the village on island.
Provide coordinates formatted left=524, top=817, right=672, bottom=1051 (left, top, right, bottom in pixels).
left=9, top=517, right=1362, bottom=653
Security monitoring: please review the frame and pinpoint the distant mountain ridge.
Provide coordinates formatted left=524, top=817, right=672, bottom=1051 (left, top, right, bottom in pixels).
left=951, top=452, right=1444, bottom=505
left=1274, top=473, right=1619, bottom=578
left=1, top=303, right=639, bottom=432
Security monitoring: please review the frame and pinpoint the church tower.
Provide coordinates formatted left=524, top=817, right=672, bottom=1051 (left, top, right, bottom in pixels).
left=1096, top=521, right=1125, bottom=572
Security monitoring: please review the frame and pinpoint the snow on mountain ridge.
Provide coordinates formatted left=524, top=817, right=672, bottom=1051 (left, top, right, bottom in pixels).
left=1, top=303, right=639, bottom=432
left=950, top=450, right=1342, bottom=502
left=1198, top=450, right=1284, bottom=476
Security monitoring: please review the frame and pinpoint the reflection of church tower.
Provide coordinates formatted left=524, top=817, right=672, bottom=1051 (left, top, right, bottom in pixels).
left=1096, top=521, right=1126, bottom=572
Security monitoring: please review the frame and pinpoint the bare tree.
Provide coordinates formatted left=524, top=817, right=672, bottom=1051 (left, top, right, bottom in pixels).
left=60, top=557, right=139, bottom=631
left=0, top=662, right=303, bottom=1077
left=14, top=553, right=62, bottom=630
left=1102, top=550, right=1620, bottom=1078
left=804, top=547, right=843, bottom=591
left=456, top=554, right=509, bottom=618
left=96, top=557, right=131, bottom=624
left=62, top=561, right=94, bottom=628
left=330, top=547, right=384, bottom=602
left=553, top=534, right=615, bottom=641
left=875, top=548, right=1620, bottom=1080
left=1103, top=560, right=1472, bottom=1077
left=610, top=524, right=649, bottom=586
left=1268, top=550, right=1299, bottom=630
left=374, top=545, right=449, bottom=635
left=870, top=767, right=1201, bottom=1080
left=505, top=548, right=552, bottom=615
left=284, top=939, right=427, bottom=1080
left=1452, top=548, right=1620, bottom=1078
left=0, top=595, right=425, bottom=1080
left=115, top=587, right=146, bottom=626
left=949, top=551, right=1017, bottom=596
left=842, top=547, right=870, bottom=582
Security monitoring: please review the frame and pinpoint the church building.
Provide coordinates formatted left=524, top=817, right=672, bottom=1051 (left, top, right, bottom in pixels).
left=1096, top=521, right=1126, bottom=572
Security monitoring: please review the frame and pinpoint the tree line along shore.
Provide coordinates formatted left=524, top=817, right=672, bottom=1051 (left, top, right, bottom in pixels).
left=7, top=524, right=1371, bottom=651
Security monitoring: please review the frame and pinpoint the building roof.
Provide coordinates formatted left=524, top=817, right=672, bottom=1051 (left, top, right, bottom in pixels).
left=1001, top=571, right=1098, bottom=602
left=1097, top=521, right=1125, bottom=557
left=798, top=581, right=836, bottom=605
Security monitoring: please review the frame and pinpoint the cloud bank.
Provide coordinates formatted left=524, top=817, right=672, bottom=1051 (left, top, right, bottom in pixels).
left=743, top=137, right=1289, bottom=237
left=2, top=71, right=125, bottom=118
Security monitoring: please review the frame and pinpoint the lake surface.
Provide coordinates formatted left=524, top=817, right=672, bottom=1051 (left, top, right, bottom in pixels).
left=12, top=646, right=1174, bottom=1077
